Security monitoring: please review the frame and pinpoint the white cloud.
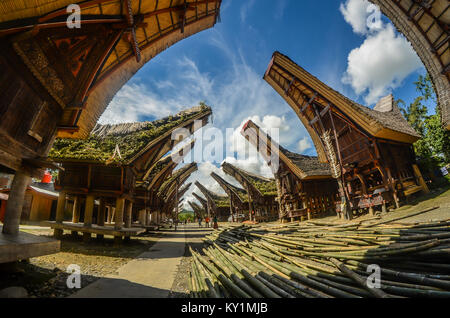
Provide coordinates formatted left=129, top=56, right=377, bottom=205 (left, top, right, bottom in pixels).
left=339, top=0, right=382, bottom=35
left=182, top=161, right=244, bottom=210
left=298, top=137, right=312, bottom=153
left=98, top=83, right=179, bottom=124
left=100, top=31, right=314, bottom=209
left=342, top=24, right=422, bottom=105
left=340, top=1, right=423, bottom=105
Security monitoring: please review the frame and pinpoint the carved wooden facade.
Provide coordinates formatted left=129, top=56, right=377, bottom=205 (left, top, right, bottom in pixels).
left=49, top=108, right=208, bottom=240
left=264, top=52, right=429, bottom=217
left=133, top=140, right=195, bottom=226
left=157, top=163, right=198, bottom=220
left=210, top=172, right=248, bottom=222
left=188, top=201, right=205, bottom=219
left=194, top=181, right=230, bottom=221
left=192, top=192, right=209, bottom=217
left=0, top=1, right=221, bottom=242
left=221, top=163, right=278, bottom=222
left=242, top=120, right=339, bottom=222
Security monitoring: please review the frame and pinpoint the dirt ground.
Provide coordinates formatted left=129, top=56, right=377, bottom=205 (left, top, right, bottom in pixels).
left=168, top=226, right=213, bottom=298
left=0, top=229, right=162, bottom=298
left=1, top=186, right=448, bottom=298
left=166, top=186, right=450, bottom=299
left=318, top=186, right=450, bottom=225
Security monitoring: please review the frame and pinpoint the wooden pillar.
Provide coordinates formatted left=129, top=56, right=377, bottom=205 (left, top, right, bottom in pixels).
left=72, top=196, right=81, bottom=223
left=55, top=191, right=67, bottom=223
left=386, top=168, right=400, bottom=209
left=96, top=198, right=106, bottom=240
left=138, top=210, right=144, bottom=225
left=111, top=207, right=116, bottom=223
left=382, top=202, right=387, bottom=213
left=114, top=198, right=125, bottom=230
left=54, top=190, right=67, bottom=238
left=97, top=198, right=106, bottom=226
left=412, top=164, right=430, bottom=194
left=125, top=201, right=133, bottom=228
left=83, top=195, right=94, bottom=243
left=146, top=210, right=151, bottom=226
left=2, top=170, right=31, bottom=235
left=106, top=206, right=111, bottom=223
left=84, top=195, right=95, bottom=227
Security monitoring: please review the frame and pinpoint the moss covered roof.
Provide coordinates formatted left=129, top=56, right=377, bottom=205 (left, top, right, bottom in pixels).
left=49, top=105, right=210, bottom=164
left=211, top=172, right=248, bottom=202
left=222, top=163, right=278, bottom=196
left=195, top=181, right=230, bottom=208
left=146, top=156, right=172, bottom=184
left=157, top=163, right=197, bottom=199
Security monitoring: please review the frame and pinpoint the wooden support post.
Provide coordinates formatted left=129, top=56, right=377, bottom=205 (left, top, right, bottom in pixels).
left=109, top=206, right=116, bottom=223
left=97, top=198, right=106, bottom=226
left=412, top=164, right=430, bottom=194
left=106, top=206, right=111, bottom=223
left=382, top=202, right=387, bottom=213
left=2, top=170, right=31, bottom=235
left=125, top=201, right=133, bottom=228
left=55, top=191, right=67, bottom=223
left=83, top=195, right=94, bottom=242
left=72, top=196, right=81, bottom=223
left=114, top=198, right=125, bottom=230
left=84, top=195, right=95, bottom=227
left=138, top=210, right=144, bottom=226
left=146, top=210, right=151, bottom=226
left=386, top=169, right=400, bottom=209
left=54, top=190, right=67, bottom=238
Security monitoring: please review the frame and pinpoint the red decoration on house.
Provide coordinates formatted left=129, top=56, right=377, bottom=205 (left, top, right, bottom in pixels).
left=41, top=171, right=52, bottom=183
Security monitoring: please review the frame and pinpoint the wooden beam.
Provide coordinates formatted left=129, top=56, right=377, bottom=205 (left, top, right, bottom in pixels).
left=1, top=170, right=32, bottom=235
left=84, top=195, right=95, bottom=227
left=72, top=195, right=81, bottom=223
left=114, top=197, right=125, bottom=230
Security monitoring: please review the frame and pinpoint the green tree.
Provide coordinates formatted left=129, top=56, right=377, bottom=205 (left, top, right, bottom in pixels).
left=398, top=74, right=449, bottom=168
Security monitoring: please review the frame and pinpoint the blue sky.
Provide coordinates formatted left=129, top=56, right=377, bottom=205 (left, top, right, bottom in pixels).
left=99, top=0, right=431, bottom=208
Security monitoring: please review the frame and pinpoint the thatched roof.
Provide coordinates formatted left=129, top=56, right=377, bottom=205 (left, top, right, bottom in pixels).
left=0, top=1, right=221, bottom=139
left=158, top=162, right=197, bottom=200
left=210, top=172, right=248, bottom=203
left=172, top=183, right=192, bottom=204
left=195, top=181, right=229, bottom=208
left=192, top=192, right=208, bottom=209
left=265, top=52, right=421, bottom=161
left=49, top=105, right=210, bottom=164
left=142, top=139, right=196, bottom=191
left=278, top=146, right=332, bottom=178
left=221, top=162, right=277, bottom=196
left=188, top=201, right=205, bottom=216
left=242, top=120, right=332, bottom=180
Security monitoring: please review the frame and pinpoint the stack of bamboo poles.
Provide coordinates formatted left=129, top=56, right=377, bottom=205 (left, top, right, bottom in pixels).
left=188, top=208, right=450, bottom=298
